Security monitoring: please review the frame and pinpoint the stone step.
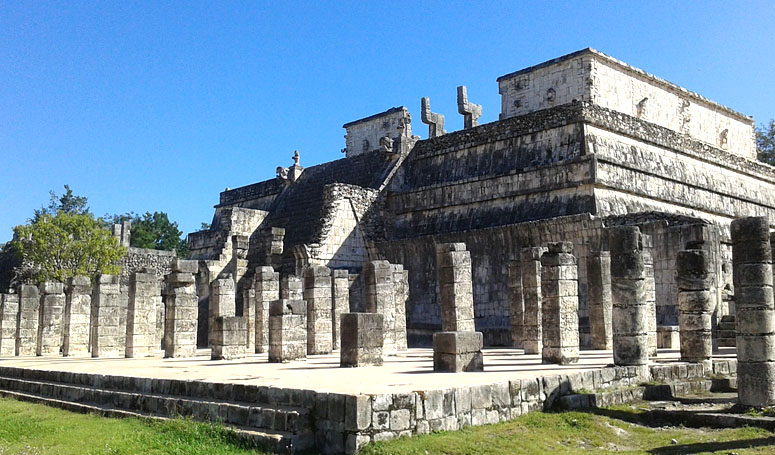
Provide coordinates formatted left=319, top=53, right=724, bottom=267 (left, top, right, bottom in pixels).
left=718, top=322, right=736, bottom=331
left=0, top=388, right=307, bottom=453
left=720, top=315, right=736, bottom=323
left=717, top=329, right=736, bottom=339
left=0, top=374, right=313, bottom=438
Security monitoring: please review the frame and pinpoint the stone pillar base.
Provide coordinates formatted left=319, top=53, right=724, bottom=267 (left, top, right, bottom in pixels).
left=211, top=316, right=247, bottom=360
left=433, top=331, right=483, bottom=373
left=268, top=300, right=307, bottom=363
left=340, top=313, right=383, bottom=367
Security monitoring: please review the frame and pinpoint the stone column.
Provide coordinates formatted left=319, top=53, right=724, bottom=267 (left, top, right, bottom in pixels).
left=164, top=260, right=199, bottom=358
left=243, top=287, right=255, bottom=353
left=281, top=275, right=303, bottom=301
left=37, top=281, right=65, bottom=356
left=304, top=265, right=333, bottom=355
left=433, top=331, right=483, bottom=372
left=587, top=251, right=613, bottom=350
left=365, top=261, right=396, bottom=350
left=643, top=234, right=658, bottom=357
left=610, top=226, right=649, bottom=366
left=731, top=216, right=775, bottom=407
left=209, top=275, right=236, bottom=346
left=254, top=267, right=279, bottom=353
left=211, top=316, right=247, bottom=360
left=91, top=275, right=122, bottom=358
left=268, top=299, right=307, bottom=362
left=394, top=267, right=409, bottom=351
left=521, top=246, right=546, bottom=355
left=507, top=260, right=524, bottom=348
left=676, top=243, right=713, bottom=367
left=436, top=243, right=476, bottom=332
left=332, top=270, right=350, bottom=350
left=15, top=284, right=39, bottom=356
left=540, top=242, right=579, bottom=365
left=126, top=270, right=160, bottom=358
left=0, top=293, right=19, bottom=356
left=340, top=313, right=384, bottom=367
left=63, top=276, right=91, bottom=357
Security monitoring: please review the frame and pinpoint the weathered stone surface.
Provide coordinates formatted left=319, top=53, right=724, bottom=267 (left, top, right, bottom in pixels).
left=164, top=271, right=198, bottom=358
left=268, top=299, right=307, bottom=363
left=457, top=85, right=482, bottom=129
left=91, top=275, right=122, bottom=358
left=15, top=284, right=39, bottom=356
left=609, top=226, right=649, bottom=366
left=521, top=246, right=546, bottom=354
left=209, top=275, right=236, bottom=346
left=507, top=260, right=524, bottom=348
left=340, top=312, right=383, bottom=367
left=436, top=243, right=476, bottom=333
left=304, top=266, right=333, bottom=355
left=332, top=269, right=350, bottom=351
left=540, top=243, right=579, bottom=365
left=731, top=216, right=775, bottom=407
left=421, top=97, right=446, bottom=137
left=587, top=251, right=612, bottom=350
left=677, top=247, right=712, bottom=365
left=433, top=331, right=483, bottom=372
left=0, top=293, right=19, bottom=356
left=62, top=276, right=91, bottom=357
left=211, top=316, right=247, bottom=360
left=365, top=261, right=398, bottom=350
left=254, top=266, right=279, bottom=354
left=36, top=281, right=64, bottom=356
left=126, top=271, right=160, bottom=358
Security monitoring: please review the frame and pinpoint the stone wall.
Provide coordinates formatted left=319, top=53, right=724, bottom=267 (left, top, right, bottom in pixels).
left=497, top=48, right=755, bottom=159
left=343, top=107, right=413, bottom=158
left=120, top=247, right=176, bottom=282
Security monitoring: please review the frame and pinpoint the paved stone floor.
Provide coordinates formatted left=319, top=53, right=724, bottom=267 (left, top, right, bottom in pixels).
left=0, top=347, right=736, bottom=395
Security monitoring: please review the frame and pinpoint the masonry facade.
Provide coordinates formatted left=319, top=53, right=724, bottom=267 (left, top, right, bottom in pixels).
left=186, top=48, right=772, bottom=347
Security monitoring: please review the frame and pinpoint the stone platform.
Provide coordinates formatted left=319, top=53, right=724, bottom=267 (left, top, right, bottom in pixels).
left=0, top=348, right=737, bottom=454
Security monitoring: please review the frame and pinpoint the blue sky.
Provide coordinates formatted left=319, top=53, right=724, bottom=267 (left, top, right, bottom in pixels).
left=1, top=1, right=773, bottom=242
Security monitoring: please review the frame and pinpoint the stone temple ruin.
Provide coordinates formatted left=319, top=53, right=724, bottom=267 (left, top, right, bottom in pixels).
left=0, top=48, right=774, bottom=453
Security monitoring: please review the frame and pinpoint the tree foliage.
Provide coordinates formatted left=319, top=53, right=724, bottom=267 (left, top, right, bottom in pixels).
left=130, top=212, right=189, bottom=257
left=33, top=185, right=89, bottom=222
left=13, top=212, right=126, bottom=283
left=757, top=119, right=775, bottom=166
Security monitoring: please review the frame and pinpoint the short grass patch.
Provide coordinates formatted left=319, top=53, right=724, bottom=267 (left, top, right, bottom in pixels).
left=363, top=407, right=775, bottom=455
left=0, top=397, right=264, bottom=455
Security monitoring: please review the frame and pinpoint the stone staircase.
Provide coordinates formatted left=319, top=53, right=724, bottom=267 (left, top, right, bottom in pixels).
left=717, top=314, right=736, bottom=347
left=0, top=366, right=314, bottom=453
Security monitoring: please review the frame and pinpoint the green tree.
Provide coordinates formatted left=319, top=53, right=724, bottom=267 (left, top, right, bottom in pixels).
left=130, top=212, right=189, bottom=257
left=13, top=212, right=126, bottom=283
left=33, top=184, right=89, bottom=222
left=757, top=119, right=775, bottom=166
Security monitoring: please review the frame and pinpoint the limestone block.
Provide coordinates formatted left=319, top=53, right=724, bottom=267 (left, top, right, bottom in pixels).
left=520, top=246, right=546, bottom=355
left=209, top=275, right=236, bottom=346
left=164, top=271, right=198, bottom=358
left=731, top=216, right=775, bottom=407
left=63, top=276, right=91, bottom=357
left=254, top=266, right=279, bottom=354
left=211, top=316, right=247, bottom=360
left=365, top=261, right=397, bottom=350
left=392, top=266, right=409, bottom=351
left=340, top=312, right=384, bottom=367
left=433, top=331, right=483, bottom=372
left=0, top=293, right=19, bottom=356
left=609, top=226, right=649, bottom=366
left=280, top=276, right=303, bottom=301
left=126, top=271, right=160, bottom=358
left=587, top=251, right=613, bottom=350
left=540, top=243, right=579, bottom=365
left=436, top=244, right=476, bottom=333
left=304, top=266, right=333, bottom=355
left=91, top=275, right=122, bottom=358
left=508, top=260, right=524, bottom=348
left=268, top=299, right=307, bottom=363
left=16, top=284, right=40, bottom=356
left=332, top=269, right=350, bottom=350
left=36, top=281, right=65, bottom=356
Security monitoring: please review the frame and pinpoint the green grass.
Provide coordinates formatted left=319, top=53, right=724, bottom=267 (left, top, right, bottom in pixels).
left=2, top=397, right=774, bottom=455
left=364, top=406, right=775, bottom=455
left=0, top=397, right=265, bottom=455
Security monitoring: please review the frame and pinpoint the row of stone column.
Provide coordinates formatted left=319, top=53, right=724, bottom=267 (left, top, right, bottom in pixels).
left=0, top=260, right=199, bottom=360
